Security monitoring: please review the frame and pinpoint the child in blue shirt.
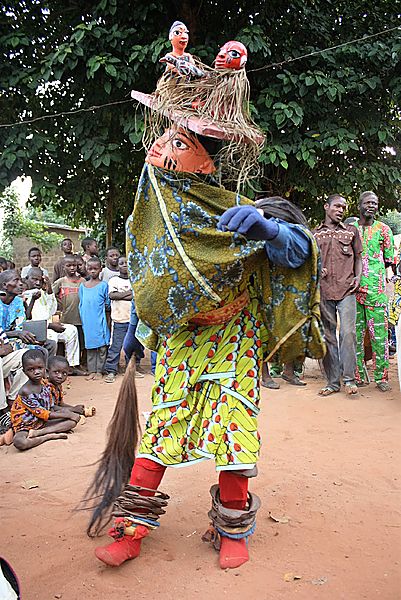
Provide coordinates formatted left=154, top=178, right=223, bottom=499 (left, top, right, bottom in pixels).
left=79, top=257, right=110, bottom=380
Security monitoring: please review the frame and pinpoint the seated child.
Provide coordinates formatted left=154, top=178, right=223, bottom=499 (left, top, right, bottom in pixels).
left=47, top=355, right=95, bottom=417
left=11, top=349, right=80, bottom=451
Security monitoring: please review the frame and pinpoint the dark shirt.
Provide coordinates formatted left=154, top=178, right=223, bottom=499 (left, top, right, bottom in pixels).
left=52, top=257, right=66, bottom=282
left=313, top=222, right=362, bottom=301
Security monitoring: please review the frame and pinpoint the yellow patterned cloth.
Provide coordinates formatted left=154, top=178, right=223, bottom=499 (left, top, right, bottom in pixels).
left=127, top=164, right=324, bottom=362
left=138, top=287, right=265, bottom=469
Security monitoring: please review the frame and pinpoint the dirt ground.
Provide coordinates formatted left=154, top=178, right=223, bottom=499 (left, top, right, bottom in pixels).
left=1, top=357, right=400, bottom=600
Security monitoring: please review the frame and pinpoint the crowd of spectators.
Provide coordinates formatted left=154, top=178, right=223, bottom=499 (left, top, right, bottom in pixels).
left=0, top=237, right=146, bottom=449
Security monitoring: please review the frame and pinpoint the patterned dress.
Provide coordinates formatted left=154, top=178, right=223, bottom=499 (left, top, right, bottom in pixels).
left=11, top=383, right=53, bottom=432
left=350, top=219, right=394, bottom=383
left=138, top=283, right=266, bottom=470
left=47, top=381, right=64, bottom=406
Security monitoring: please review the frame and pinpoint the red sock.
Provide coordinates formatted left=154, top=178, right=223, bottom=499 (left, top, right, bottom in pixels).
left=218, top=471, right=249, bottom=569
left=129, top=457, right=167, bottom=494
left=95, top=458, right=166, bottom=567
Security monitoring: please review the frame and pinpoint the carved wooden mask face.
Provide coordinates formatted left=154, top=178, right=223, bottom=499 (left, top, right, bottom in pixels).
left=146, top=128, right=216, bottom=174
left=215, top=41, right=248, bottom=70
left=169, top=22, right=189, bottom=54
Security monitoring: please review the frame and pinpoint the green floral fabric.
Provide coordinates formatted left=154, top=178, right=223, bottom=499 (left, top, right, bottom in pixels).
left=126, top=164, right=325, bottom=361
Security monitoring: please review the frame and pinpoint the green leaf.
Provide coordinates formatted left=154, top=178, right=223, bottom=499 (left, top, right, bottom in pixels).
left=105, top=64, right=117, bottom=77
left=74, top=29, right=85, bottom=43
left=5, top=153, right=17, bottom=168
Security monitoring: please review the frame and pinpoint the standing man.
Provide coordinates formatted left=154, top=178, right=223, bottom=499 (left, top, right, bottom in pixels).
left=314, top=195, right=362, bottom=395
left=350, top=191, right=395, bottom=391
left=52, top=238, right=74, bottom=282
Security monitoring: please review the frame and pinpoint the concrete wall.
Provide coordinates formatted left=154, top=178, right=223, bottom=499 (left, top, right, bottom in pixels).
left=13, top=223, right=87, bottom=274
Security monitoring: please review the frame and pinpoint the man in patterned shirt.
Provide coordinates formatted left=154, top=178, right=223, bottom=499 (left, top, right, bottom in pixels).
left=349, top=191, right=395, bottom=391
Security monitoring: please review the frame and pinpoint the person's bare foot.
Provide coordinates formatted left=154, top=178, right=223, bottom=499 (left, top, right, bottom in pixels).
left=3, top=428, right=14, bottom=445
left=345, top=382, right=358, bottom=395
left=45, top=433, right=68, bottom=441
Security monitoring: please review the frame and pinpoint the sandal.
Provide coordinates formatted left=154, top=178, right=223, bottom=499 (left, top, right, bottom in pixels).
left=282, top=374, right=306, bottom=386
left=261, top=378, right=280, bottom=390
left=376, top=381, right=392, bottom=392
left=318, top=386, right=339, bottom=396
left=344, top=383, right=358, bottom=395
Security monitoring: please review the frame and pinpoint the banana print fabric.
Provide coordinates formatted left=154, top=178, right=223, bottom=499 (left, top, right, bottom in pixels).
left=138, top=291, right=266, bottom=469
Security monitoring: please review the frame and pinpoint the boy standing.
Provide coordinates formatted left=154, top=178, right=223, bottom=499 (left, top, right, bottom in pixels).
left=52, top=238, right=74, bottom=282
left=20, top=247, right=49, bottom=278
left=104, top=257, right=132, bottom=383
left=52, top=256, right=85, bottom=352
left=81, top=238, right=98, bottom=264
left=100, top=247, right=120, bottom=283
left=79, top=257, right=110, bottom=379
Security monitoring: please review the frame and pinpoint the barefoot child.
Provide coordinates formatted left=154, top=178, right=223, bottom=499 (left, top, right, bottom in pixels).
left=79, top=257, right=110, bottom=380
left=47, top=355, right=96, bottom=417
left=11, top=349, right=80, bottom=450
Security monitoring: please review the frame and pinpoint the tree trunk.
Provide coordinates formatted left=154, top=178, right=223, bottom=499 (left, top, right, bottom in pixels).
left=106, top=186, right=114, bottom=247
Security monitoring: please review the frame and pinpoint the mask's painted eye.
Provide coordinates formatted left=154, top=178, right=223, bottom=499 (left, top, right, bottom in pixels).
left=228, top=50, right=241, bottom=58
left=172, top=139, right=189, bottom=150
left=173, top=29, right=180, bottom=36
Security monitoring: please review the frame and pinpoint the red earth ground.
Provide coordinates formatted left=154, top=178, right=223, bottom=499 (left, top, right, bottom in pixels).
left=1, top=357, right=400, bottom=600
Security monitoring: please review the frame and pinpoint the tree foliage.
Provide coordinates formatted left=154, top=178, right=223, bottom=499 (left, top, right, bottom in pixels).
left=0, top=186, right=62, bottom=258
left=381, top=210, right=401, bottom=235
left=0, top=0, right=400, bottom=243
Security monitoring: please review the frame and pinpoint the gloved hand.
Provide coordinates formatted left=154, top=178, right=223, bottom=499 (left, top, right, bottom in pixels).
left=217, top=205, right=279, bottom=241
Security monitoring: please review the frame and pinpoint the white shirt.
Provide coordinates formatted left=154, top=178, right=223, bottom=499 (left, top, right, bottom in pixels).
left=24, top=289, right=57, bottom=323
left=21, top=265, right=49, bottom=278
left=100, top=266, right=119, bottom=283
left=108, top=276, right=132, bottom=323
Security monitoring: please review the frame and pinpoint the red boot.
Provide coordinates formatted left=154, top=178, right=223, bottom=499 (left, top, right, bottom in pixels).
left=95, top=524, right=149, bottom=567
left=218, top=471, right=250, bottom=570
left=219, top=536, right=249, bottom=569
left=95, top=459, right=166, bottom=567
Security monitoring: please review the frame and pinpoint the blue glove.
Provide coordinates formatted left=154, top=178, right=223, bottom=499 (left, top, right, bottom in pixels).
left=217, top=205, right=279, bottom=241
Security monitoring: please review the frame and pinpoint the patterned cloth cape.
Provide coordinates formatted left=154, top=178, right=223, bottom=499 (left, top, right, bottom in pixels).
left=126, top=164, right=325, bottom=362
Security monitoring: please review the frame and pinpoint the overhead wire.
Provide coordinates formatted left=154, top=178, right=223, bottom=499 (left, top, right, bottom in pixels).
left=248, top=24, right=400, bottom=73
